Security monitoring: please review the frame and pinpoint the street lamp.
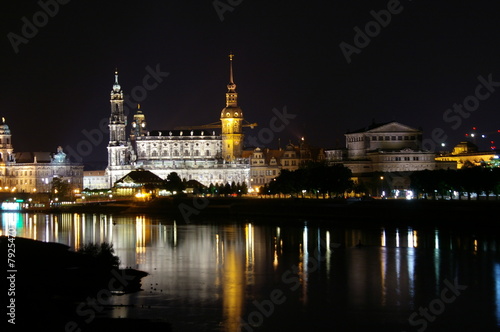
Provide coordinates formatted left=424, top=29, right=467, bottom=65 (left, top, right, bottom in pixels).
left=380, top=176, right=384, bottom=198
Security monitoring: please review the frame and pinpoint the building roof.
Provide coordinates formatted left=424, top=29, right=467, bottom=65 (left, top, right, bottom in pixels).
left=115, top=168, right=164, bottom=186
left=145, top=129, right=220, bottom=137
left=13, top=152, right=53, bottom=163
left=346, top=121, right=420, bottom=134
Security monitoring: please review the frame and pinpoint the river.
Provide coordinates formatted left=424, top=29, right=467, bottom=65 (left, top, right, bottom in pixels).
left=2, top=212, right=500, bottom=331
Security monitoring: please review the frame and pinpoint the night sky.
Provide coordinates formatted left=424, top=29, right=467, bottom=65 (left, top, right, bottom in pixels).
left=2, top=0, right=500, bottom=168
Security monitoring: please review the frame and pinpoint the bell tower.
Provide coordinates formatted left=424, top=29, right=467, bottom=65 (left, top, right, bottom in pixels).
left=131, top=104, right=147, bottom=137
left=107, top=70, right=128, bottom=167
left=0, top=117, right=13, bottom=162
left=220, top=53, right=244, bottom=162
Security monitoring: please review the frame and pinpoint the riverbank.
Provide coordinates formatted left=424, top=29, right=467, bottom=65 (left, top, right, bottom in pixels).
left=10, top=197, right=499, bottom=229
left=118, top=197, right=500, bottom=229
left=0, top=236, right=171, bottom=331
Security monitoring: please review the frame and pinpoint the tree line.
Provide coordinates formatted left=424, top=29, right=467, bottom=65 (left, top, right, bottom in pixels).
left=259, top=162, right=354, bottom=198
left=410, top=167, right=500, bottom=200
left=165, top=172, right=248, bottom=197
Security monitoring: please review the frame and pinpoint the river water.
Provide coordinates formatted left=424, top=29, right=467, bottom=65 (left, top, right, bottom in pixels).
left=2, top=212, right=500, bottom=331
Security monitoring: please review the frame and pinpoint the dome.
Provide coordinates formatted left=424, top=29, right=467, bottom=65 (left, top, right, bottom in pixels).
left=220, top=106, right=243, bottom=118
left=0, top=123, right=11, bottom=135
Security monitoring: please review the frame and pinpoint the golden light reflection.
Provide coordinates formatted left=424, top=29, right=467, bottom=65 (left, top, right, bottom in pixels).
left=474, top=239, right=478, bottom=252
left=73, top=213, right=81, bottom=250
left=135, top=216, right=146, bottom=264
left=381, top=228, right=386, bottom=247
left=245, top=223, right=255, bottom=285
left=222, top=228, right=244, bottom=332
left=380, top=248, right=387, bottom=306
left=273, top=227, right=280, bottom=270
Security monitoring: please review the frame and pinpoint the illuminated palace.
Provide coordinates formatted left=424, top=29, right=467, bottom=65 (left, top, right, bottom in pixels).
left=0, top=118, right=83, bottom=193
left=105, top=54, right=251, bottom=187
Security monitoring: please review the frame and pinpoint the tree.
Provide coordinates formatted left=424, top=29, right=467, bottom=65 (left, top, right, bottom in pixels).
left=165, top=172, right=185, bottom=194
left=51, top=176, right=72, bottom=200
left=77, top=242, right=120, bottom=271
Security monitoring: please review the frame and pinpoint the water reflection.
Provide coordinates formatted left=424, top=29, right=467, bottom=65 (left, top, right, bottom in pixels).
left=2, top=212, right=500, bottom=331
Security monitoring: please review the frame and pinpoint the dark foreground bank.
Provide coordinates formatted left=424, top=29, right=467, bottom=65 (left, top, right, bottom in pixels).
left=0, top=236, right=171, bottom=332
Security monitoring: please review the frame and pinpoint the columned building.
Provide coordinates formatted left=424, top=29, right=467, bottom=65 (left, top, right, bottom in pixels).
left=325, top=121, right=456, bottom=196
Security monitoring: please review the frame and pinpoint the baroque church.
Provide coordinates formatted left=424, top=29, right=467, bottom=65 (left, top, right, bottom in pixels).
left=105, top=54, right=252, bottom=188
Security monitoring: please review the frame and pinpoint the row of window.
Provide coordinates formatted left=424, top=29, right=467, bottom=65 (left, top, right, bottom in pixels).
left=4, top=170, right=81, bottom=177
left=372, top=135, right=416, bottom=141
left=140, top=150, right=214, bottom=158
left=347, top=135, right=418, bottom=142
left=143, top=142, right=217, bottom=148
left=251, top=170, right=278, bottom=176
left=383, top=156, right=431, bottom=161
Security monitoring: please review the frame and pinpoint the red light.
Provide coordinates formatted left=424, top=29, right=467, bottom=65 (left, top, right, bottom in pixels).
left=498, top=129, right=500, bottom=133
left=472, top=127, right=477, bottom=130
left=465, top=133, right=469, bottom=136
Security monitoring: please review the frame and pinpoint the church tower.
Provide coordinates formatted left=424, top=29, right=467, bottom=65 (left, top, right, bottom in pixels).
left=107, top=70, right=128, bottom=167
left=0, top=117, right=13, bottom=162
left=131, top=104, right=147, bottom=137
left=221, top=53, right=244, bottom=162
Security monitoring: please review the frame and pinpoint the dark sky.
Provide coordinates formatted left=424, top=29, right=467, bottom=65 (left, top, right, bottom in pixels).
left=1, top=0, right=500, bottom=167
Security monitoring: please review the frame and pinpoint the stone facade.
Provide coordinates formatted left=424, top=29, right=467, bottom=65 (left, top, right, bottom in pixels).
left=326, top=121, right=454, bottom=174
left=0, top=120, right=83, bottom=194
left=103, top=55, right=251, bottom=188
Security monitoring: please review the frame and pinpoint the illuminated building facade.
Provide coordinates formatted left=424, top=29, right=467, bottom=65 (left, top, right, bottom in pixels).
left=244, top=142, right=325, bottom=190
left=325, top=121, right=454, bottom=174
left=325, top=121, right=456, bottom=196
left=435, top=141, right=498, bottom=169
left=104, top=55, right=250, bottom=188
left=0, top=119, right=83, bottom=193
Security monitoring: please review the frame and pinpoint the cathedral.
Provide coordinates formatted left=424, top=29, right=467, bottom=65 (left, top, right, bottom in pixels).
left=105, top=54, right=251, bottom=188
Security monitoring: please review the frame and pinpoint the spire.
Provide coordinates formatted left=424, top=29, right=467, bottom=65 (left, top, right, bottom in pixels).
left=112, top=68, right=121, bottom=93
left=227, top=52, right=236, bottom=92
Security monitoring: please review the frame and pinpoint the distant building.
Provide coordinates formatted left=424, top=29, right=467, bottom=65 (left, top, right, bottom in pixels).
left=113, top=168, right=165, bottom=197
left=0, top=118, right=83, bottom=193
left=243, top=141, right=325, bottom=191
left=326, top=121, right=455, bottom=173
left=435, top=141, right=498, bottom=169
left=325, top=121, right=456, bottom=197
left=83, top=170, right=108, bottom=190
